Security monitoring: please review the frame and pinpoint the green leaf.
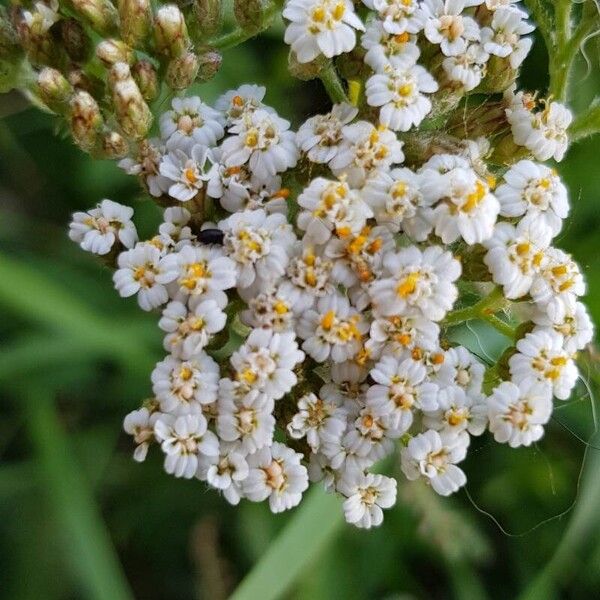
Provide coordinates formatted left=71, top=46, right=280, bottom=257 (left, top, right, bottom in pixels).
left=230, top=487, right=344, bottom=600
left=23, top=385, right=134, bottom=600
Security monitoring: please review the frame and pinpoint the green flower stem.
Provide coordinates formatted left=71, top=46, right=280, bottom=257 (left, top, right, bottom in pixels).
left=569, top=103, right=600, bottom=143
left=443, top=286, right=516, bottom=339
left=319, top=62, right=349, bottom=104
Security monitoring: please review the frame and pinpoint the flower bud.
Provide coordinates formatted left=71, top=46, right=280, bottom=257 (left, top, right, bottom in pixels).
left=67, top=67, right=104, bottom=96
left=70, top=90, right=104, bottom=152
left=16, top=3, right=61, bottom=66
left=166, top=50, right=199, bottom=90
left=193, top=0, right=222, bottom=37
left=68, top=0, right=119, bottom=36
left=196, top=50, right=221, bottom=82
left=37, top=67, right=73, bottom=113
left=131, top=59, right=158, bottom=101
left=288, top=50, right=326, bottom=81
left=102, top=130, right=129, bottom=158
left=96, top=38, right=134, bottom=67
left=108, top=62, right=153, bottom=140
left=60, top=18, right=91, bottom=63
left=154, top=5, right=189, bottom=58
left=233, top=0, right=273, bottom=34
left=118, top=0, right=152, bottom=48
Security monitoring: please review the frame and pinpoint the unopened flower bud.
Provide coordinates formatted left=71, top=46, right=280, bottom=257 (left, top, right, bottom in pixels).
left=196, top=50, right=221, bottom=82
left=118, top=0, right=152, bottom=48
left=70, top=90, right=104, bottom=152
left=102, top=130, right=129, bottom=158
left=16, top=2, right=61, bottom=66
left=131, top=59, right=158, bottom=101
left=0, top=7, right=20, bottom=60
left=60, top=18, right=91, bottom=63
left=96, top=38, right=134, bottom=67
left=67, top=67, right=104, bottom=96
left=154, top=5, right=189, bottom=58
left=68, top=0, right=119, bottom=36
left=288, top=50, right=326, bottom=81
left=193, top=0, right=222, bottom=37
left=233, top=0, right=273, bottom=34
left=166, top=50, right=199, bottom=90
left=37, top=67, right=73, bottom=113
left=109, top=62, right=153, bottom=140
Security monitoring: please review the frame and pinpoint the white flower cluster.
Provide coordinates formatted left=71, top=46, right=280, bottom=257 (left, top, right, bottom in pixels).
left=67, top=0, right=593, bottom=530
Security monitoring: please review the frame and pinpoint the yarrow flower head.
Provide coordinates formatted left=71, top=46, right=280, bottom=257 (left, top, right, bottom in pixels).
left=57, top=0, right=595, bottom=532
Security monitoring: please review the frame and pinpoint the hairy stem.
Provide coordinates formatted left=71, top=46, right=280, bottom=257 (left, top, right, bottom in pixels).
left=319, top=62, right=349, bottom=104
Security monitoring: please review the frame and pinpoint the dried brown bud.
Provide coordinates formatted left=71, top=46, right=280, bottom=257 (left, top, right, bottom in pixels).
left=96, top=38, right=134, bottom=66
left=60, top=19, right=91, bottom=63
left=166, top=50, right=199, bottom=90
left=233, top=0, right=273, bottom=33
left=118, top=0, right=152, bottom=48
left=37, top=67, right=73, bottom=113
left=68, top=0, right=119, bottom=36
left=193, top=0, right=222, bottom=37
left=131, top=59, right=158, bottom=100
left=154, top=5, right=189, bottom=58
left=288, top=50, right=327, bottom=81
left=70, top=90, right=104, bottom=152
left=108, top=62, right=153, bottom=140
left=102, top=130, right=129, bottom=158
left=196, top=50, right=221, bottom=82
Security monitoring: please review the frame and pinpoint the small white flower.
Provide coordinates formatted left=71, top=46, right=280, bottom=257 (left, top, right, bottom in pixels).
left=509, top=330, right=578, bottom=400
left=288, top=388, right=347, bottom=451
left=160, top=244, right=237, bottom=298
left=215, top=84, right=268, bottom=126
left=243, top=442, right=309, bottom=512
left=152, top=351, right=220, bottom=413
left=532, top=297, right=594, bottom=354
left=160, top=96, right=225, bottom=151
left=361, top=21, right=420, bottom=71
left=362, top=167, right=433, bottom=240
left=118, top=138, right=170, bottom=197
left=156, top=207, right=196, bottom=251
left=220, top=109, right=299, bottom=181
left=369, top=245, right=461, bottom=321
left=481, top=7, right=534, bottom=68
left=434, top=346, right=485, bottom=399
left=530, top=247, right=585, bottom=306
left=496, top=160, right=569, bottom=237
left=296, top=103, right=358, bottom=164
left=298, top=293, right=368, bottom=363
left=154, top=413, right=219, bottom=478
left=159, top=298, right=227, bottom=359
left=488, top=380, right=553, bottom=447
left=23, top=0, right=60, bottom=33
left=69, top=199, right=137, bottom=255
left=362, top=0, right=424, bottom=35
left=113, top=243, right=176, bottom=311
left=367, top=313, right=440, bottom=358
left=297, top=176, right=373, bottom=244
left=330, top=121, right=405, bottom=187
left=241, top=284, right=296, bottom=331
left=401, top=429, right=468, bottom=496
left=205, top=448, right=250, bottom=505
left=367, top=355, right=439, bottom=434
left=366, top=63, right=438, bottom=131
left=339, top=472, right=397, bottom=528
left=506, top=94, right=572, bottom=162
left=219, top=209, right=296, bottom=288
left=422, top=385, right=488, bottom=436
left=422, top=0, right=481, bottom=57
left=123, top=406, right=161, bottom=462
left=483, top=219, right=552, bottom=299
left=283, top=0, right=364, bottom=64
left=427, top=167, right=499, bottom=244
left=230, top=328, right=305, bottom=399
left=159, top=144, right=214, bottom=202
left=442, top=43, right=489, bottom=91
left=217, top=383, right=275, bottom=453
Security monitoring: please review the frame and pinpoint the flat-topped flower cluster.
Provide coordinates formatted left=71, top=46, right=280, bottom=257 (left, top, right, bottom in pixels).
left=68, top=0, right=593, bottom=529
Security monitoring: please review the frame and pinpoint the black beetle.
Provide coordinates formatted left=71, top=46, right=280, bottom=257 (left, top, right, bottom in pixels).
left=198, top=228, right=225, bottom=245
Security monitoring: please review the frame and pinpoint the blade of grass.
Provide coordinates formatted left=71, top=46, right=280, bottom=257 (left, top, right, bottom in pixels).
left=23, top=384, right=134, bottom=600
left=230, top=487, right=344, bottom=600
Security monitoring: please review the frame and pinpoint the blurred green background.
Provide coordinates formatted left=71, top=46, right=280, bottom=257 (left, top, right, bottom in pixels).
left=1, top=17, right=600, bottom=600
